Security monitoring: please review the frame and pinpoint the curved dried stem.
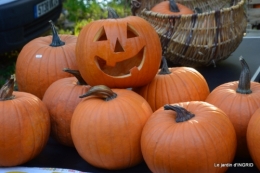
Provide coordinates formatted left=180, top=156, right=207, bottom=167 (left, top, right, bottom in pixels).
left=236, top=56, right=252, bottom=94
left=0, top=78, right=15, bottom=101
left=63, top=68, right=87, bottom=85
left=49, top=20, right=65, bottom=47
left=164, top=104, right=195, bottom=122
left=79, top=85, right=117, bottom=101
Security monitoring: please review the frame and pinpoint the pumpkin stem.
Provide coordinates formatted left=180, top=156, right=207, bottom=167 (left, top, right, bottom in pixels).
left=169, top=0, right=180, bottom=12
left=159, top=56, right=171, bottom=75
left=236, top=56, right=252, bottom=94
left=49, top=20, right=65, bottom=47
left=0, top=77, right=15, bottom=101
left=130, top=0, right=141, bottom=16
left=107, top=7, right=119, bottom=19
left=79, top=85, right=117, bottom=101
left=164, top=104, right=195, bottom=123
left=63, top=68, right=88, bottom=85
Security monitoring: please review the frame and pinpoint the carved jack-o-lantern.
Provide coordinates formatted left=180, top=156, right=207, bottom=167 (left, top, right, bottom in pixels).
left=76, top=14, right=162, bottom=88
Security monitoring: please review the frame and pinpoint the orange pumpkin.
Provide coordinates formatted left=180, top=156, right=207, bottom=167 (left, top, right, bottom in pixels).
left=151, top=0, right=194, bottom=15
left=75, top=9, right=162, bottom=88
left=42, top=68, right=90, bottom=147
left=16, top=20, right=78, bottom=99
left=71, top=85, right=153, bottom=170
left=134, top=56, right=210, bottom=111
left=141, top=101, right=237, bottom=173
left=206, top=57, right=260, bottom=158
left=0, top=78, right=50, bottom=166
left=247, top=107, right=260, bottom=170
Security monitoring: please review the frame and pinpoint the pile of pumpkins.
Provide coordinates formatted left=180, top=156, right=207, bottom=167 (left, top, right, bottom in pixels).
left=1, top=5, right=260, bottom=173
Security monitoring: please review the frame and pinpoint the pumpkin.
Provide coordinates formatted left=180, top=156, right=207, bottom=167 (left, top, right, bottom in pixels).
left=151, top=0, right=194, bottom=15
left=71, top=85, right=153, bottom=170
left=206, top=56, right=260, bottom=158
left=141, top=101, right=237, bottom=173
left=134, top=56, right=210, bottom=111
left=247, top=107, right=260, bottom=170
left=42, top=68, right=90, bottom=147
left=0, top=78, right=50, bottom=166
left=75, top=8, right=162, bottom=88
left=16, top=20, right=78, bottom=99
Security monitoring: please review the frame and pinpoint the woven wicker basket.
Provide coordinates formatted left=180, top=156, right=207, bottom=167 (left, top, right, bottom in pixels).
left=131, top=0, right=247, bottom=67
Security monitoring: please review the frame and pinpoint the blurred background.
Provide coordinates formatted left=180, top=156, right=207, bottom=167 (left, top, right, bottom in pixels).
left=0, top=0, right=131, bottom=86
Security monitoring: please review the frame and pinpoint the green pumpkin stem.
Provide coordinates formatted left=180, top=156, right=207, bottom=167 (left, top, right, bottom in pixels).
left=107, top=7, right=119, bottom=19
left=170, top=0, right=180, bottom=12
left=0, top=77, right=15, bottom=101
left=63, top=68, right=87, bottom=85
left=49, top=20, right=65, bottom=47
left=164, top=104, right=195, bottom=123
left=79, top=85, right=117, bottom=101
left=236, top=56, right=252, bottom=94
left=159, top=56, right=171, bottom=75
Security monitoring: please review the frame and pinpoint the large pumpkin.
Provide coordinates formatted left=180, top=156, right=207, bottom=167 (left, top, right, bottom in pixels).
left=151, top=0, right=194, bottom=15
left=134, top=56, right=210, bottom=111
left=16, top=20, right=78, bottom=99
left=42, top=68, right=90, bottom=147
left=206, top=57, right=260, bottom=158
left=141, top=101, right=237, bottom=173
left=0, top=78, right=50, bottom=166
left=75, top=9, right=162, bottom=88
left=71, top=85, right=153, bottom=170
left=247, top=107, right=260, bottom=170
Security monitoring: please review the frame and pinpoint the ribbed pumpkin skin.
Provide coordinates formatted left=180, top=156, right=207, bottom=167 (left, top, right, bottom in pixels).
left=75, top=16, right=162, bottom=88
left=206, top=82, right=260, bottom=158
left=42, top=77, right=90, bottom=147
left=141, top=101, right=236, bottom=173
left=247, top=108, right=260, bottom=170
left=151, top=1, right=194, bottom=15
left=134, top=67, right=210, bottom=111
left=71, top=89, right=153, bottom=170
left=0, top=92, right=50, bottom=166
left=16, top=35, right=78, bottom=99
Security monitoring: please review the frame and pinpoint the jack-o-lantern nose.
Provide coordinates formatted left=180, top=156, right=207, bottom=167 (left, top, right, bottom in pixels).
left=114, top=39, right=124, bottom=53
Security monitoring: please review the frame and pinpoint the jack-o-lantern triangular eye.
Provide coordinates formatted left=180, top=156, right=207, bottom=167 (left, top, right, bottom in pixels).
left=95, top=26, right=108, bottom=41
left=114, top=39, right=124, bottom=52
left=127, top=24, right=139, bottom=38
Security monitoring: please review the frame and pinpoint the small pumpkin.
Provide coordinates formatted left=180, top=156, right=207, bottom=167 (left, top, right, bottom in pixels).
left=151, top=0, right=194, bottom=15
left=141, top=101, right=237, bottom=173
left=206, top=56, right=260, bottom=158
left=42, top=68, right=90, bottom=147
left=134, top=56, right=210, bottom=111
left=0, top=78, right=50, bottom=166
left=247, top=107, right=260, bottom=170
left=71, top=85, right=153, bottom=170
left=75, top=8, right=162, bottom=88
left=16, top=20, right=78, bottom=99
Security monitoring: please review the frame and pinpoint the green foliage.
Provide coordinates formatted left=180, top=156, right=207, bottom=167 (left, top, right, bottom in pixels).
left=63, top=0, right=106, bottom=21
left=63, top=0, right=131, bottom=22
left=107, top=0, right=131, bottom=17
left=74, top=19, right=94, bottom=36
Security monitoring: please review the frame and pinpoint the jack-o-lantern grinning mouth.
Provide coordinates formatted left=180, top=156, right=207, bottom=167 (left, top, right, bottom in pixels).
left=95, top=47, right=145, bottom=77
